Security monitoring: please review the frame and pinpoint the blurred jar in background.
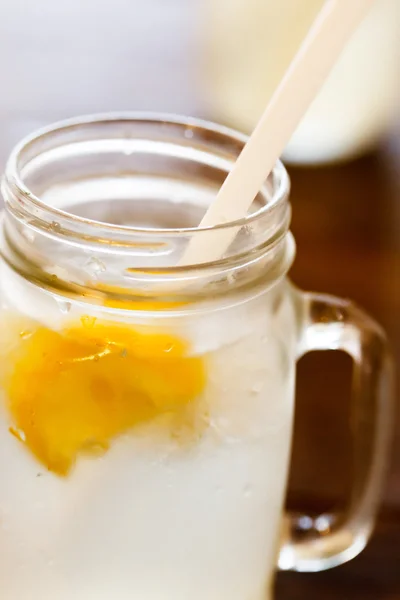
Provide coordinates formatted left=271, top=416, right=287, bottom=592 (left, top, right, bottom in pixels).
left=204, top=0, right=400, bottom=165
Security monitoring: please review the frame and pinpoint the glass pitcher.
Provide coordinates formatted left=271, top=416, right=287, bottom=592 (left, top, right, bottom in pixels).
left=0, top=114, right=393, bottom=600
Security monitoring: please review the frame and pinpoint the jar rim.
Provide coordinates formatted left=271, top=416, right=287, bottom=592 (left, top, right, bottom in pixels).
left=1, top=112, right=293, bottom=303
left=3, top=112, right=290, bottom=239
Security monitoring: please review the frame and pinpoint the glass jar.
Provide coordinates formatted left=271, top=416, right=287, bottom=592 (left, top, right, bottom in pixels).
left=0, top=114, right=393, bottom=600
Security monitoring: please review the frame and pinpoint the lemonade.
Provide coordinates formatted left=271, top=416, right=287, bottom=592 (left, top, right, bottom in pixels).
left=0, top=263, right=296, bottom=600
left=0, top=114, right=390, bottom=599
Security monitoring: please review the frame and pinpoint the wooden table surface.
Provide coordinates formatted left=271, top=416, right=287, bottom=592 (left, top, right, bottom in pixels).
left=0, top=2, right=399, bottom=597
left=276, top=147, right=400, bottom=598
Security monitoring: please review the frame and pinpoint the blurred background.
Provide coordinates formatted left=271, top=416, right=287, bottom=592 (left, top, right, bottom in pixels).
left=0, top=0, right=399, bottom=597
left=1, top=0, right=399, bottom=164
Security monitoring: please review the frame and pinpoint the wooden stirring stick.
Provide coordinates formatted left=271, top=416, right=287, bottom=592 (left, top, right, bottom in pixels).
left=180, top=0, right=375, bottom=266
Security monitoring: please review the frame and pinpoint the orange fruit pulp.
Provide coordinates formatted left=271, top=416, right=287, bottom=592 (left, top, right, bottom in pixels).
left=6, top=314, right=206, bottom=476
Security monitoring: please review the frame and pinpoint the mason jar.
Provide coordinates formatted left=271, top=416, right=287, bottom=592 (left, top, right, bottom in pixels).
left=0, top=114, right=393, bottom=600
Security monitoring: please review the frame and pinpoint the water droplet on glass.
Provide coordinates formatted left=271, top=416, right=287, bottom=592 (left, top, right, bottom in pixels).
left=81, top=315, right=97, bottom=328
left=51, top=221, right=61, bottom=232
left=86, top=257, right=106, bottom=275
left=227, top=272, right=236, bottom=285
left=19, top=329, right=33, bottom=340
left=82, top=438, right=108, bottom=456
left=242, top=224, right=252, bottom=236
left=57, top=300, right=72, bottom=314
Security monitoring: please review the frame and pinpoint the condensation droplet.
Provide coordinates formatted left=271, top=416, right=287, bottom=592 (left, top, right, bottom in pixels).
left=86, top=257, right=106, bottom=275
left=57, top=300, right=72, bottom=314
left=82, top=438, right=108, bottom=456
left=315, top=514, right=334, bottom=533
left=81, top=315, right=97, bottom=328
left=51, top=221, right=61, bottom=232
left=184, top=128, right=194, bottom=139
left=19, top=329, right=33, bottom=340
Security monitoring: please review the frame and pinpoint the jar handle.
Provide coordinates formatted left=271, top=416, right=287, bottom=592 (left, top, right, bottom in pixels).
left=279, top=291, right=394, bottom=572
